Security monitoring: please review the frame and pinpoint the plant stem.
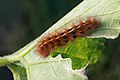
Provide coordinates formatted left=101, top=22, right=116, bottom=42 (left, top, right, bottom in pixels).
left=0, top=37, right=39, bottom=67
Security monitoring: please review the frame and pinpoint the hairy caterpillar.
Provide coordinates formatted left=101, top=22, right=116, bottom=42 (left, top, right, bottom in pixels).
left=37, top=17, right=100, bottom=57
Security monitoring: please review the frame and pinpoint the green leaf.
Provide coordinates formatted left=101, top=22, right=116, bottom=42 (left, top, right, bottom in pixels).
left=0, top=0, right=120, bottom=80
left=8, top=63, right=27, bottom=80
left=52, top=38, right=105, bottom=69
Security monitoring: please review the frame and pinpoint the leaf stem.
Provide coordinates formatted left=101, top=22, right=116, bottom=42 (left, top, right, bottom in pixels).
left=0, top=37, right=39, bottom=67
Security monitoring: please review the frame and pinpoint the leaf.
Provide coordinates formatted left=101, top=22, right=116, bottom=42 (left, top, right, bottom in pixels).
left=51, top=38, right=105, bottom=69
left=0, top=0, right=120, bottom=80
left=42, top=0, right=120, bottom=39
left=8, top=63, right=27, bottom=80
left=20, top=55, right=88, bottom=80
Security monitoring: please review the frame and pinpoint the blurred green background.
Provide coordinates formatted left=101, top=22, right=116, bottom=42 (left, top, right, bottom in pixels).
left=0, top=0, right=120, bottom=80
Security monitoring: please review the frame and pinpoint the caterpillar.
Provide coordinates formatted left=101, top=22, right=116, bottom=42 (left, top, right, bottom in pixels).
left=37, top=17, right=100, bottom=57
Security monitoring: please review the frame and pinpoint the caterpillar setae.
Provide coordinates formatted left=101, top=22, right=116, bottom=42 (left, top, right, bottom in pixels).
left=37, top=17, right=100, bottom=57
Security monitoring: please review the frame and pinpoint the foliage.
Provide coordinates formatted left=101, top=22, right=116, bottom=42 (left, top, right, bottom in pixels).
left=0, top=0, right=120, bottom=80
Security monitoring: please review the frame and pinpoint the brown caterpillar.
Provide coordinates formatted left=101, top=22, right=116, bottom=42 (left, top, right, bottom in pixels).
left=37, top=17, right=100, bottom=57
